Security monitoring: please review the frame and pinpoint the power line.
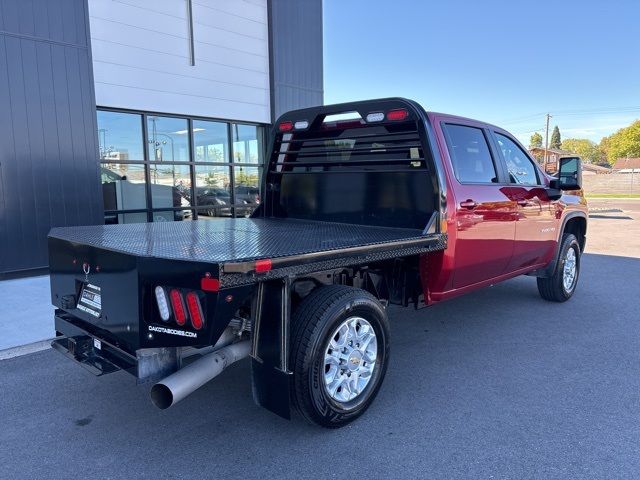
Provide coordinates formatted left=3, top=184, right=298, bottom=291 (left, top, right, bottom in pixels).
left=501, top=106, right=640, bottom=125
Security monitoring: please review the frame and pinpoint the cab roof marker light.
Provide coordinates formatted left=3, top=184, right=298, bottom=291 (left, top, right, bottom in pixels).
left=154, top=286, right=171, bottom=322
left=366, top=112, right=385, bottom=123
left=294, top=120, right=309, bottom=130
left=386, top=109, right=409, bottom=121
left=278, top=121, right=293, bottom=132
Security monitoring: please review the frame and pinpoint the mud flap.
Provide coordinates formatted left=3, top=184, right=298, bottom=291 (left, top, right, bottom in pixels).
left=249, top=280, right=293, bottom=419
left=251, top=360, right=292, bottom=419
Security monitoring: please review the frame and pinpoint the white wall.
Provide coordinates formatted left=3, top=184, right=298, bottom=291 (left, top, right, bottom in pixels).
left=88, top=0, right=270, bottom=123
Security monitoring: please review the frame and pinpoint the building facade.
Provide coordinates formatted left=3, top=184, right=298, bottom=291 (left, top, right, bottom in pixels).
left=0, top=0, right=323, bottom=275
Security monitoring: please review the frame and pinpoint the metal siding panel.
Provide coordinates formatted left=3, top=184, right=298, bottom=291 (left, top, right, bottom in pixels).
left=31, top=0, right=50, bottom=38
left=0, top=0, right=19, bottom=35
left=268, top=0, right=323, bottom=119
left=17, top=0, right=36, bottom=36
left=77, top=47, right=103, bottom=223
left=0, top=36, right=13, bottom=271
left=0, top=0, right=98, bottom=273
left=21, top=38, right=50, bottom=266
left=5, top=37, right=37, bottom=271
left=45, top=0, right=65, bottom=44
left=35, top=41, right=67, bottom=228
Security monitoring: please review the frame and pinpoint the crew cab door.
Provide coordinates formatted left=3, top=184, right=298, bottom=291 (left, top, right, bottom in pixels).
left=491, top=132, right=557, bottom=269
left=440, top=123, right=516, bottom=288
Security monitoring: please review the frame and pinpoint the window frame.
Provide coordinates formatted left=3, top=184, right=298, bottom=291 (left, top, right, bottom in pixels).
left=441, top=122, right=504, bottom=186
left=490, top=131, right=543, bottom=186
left=97, top=106, right=267, bottom=222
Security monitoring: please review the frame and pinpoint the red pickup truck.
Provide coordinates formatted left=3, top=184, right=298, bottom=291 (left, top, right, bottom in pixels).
left=48, top=98, right=587, bottom=428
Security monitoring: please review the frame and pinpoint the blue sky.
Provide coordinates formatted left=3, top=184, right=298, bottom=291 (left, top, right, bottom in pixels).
left=323, top=0, right=640, bottom=145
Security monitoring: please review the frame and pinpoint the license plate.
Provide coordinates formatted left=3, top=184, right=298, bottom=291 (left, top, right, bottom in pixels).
left=77, top=283, right=102, bottom=318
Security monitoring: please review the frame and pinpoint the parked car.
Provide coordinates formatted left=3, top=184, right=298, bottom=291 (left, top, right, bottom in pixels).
left=195, top=187, right=232, bottom=217
left=49, top=98, right=586, bottom=428
left=235, top=185, right=260, bottom=217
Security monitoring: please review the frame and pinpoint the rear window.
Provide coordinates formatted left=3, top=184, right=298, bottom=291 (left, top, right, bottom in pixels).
left=442, top=124, right=498, bottom=184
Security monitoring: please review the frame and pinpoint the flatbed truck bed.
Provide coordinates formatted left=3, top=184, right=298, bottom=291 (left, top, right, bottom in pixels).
left=49, top=218, right=445, bottom=286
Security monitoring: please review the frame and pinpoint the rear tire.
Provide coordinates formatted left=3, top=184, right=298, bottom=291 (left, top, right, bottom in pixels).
left=537, top=233, right=581, bottom=302
left=290, top=285, right=390, bottom=428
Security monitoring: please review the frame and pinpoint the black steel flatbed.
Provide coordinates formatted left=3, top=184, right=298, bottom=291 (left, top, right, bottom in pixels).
left=49, top=218, right=446, bottom=286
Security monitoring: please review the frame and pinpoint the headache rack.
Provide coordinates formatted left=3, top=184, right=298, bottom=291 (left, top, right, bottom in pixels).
left=260, top=98, right=443, bottom=232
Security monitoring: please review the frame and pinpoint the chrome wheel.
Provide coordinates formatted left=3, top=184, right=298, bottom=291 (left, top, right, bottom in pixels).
left=323, top=316, right=377, bottom=403
left=563, top=247, right=577, bottom=291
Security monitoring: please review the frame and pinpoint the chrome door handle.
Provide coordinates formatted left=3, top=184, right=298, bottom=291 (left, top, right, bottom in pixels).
left=460, top=199, right=478, bottom=209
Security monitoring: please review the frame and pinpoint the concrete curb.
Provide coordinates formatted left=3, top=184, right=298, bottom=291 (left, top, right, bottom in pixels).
left=0, top=339, right=53, bottom=360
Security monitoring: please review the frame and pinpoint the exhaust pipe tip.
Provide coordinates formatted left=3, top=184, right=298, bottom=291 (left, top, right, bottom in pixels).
left=150, top=383, right=174, bottom=410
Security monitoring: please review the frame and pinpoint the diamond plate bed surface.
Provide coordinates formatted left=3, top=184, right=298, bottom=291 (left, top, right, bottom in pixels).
left=49, top=218, right=432, bottom=264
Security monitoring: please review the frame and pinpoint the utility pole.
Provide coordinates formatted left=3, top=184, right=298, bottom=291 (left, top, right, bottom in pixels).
left=544, top=113, right=552, bottom=167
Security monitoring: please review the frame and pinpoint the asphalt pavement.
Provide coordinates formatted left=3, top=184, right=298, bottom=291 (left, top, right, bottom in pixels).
left=1, top=200, right=640, bottom=479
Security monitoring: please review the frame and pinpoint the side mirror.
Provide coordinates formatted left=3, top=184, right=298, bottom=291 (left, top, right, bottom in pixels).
left=552, top=156, right=582, bottom=190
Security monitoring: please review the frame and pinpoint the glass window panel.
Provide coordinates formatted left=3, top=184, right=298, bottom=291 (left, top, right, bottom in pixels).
left=195, top=208, right=227, bottom=220
left=495, top=133, right=540, bottom=185
left=194, top=165, right=232, bottom=217
left=105, top=212, right=148, bottom=225
left=147, top=116, right=190, bottom=162
left=193, top=120, right=228, bottom=162
left=100, top=163, right=147, bottom=211
left=233, top=166, right=261, bottom=217
left=232, top=124, right=263, bottom=164
left=97, top=111, right=144, bottom=160
left=149, top=164, right=191, bottom=208
left=442, top=124, right=498, bottom=184
left=152, top=210, right=193, bottom=222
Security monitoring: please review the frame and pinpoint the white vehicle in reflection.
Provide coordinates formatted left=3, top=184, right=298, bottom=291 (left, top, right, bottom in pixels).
left=101, top=167, right=190, bottom=223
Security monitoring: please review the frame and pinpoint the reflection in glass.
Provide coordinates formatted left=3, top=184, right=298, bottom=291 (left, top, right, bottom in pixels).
left=193, top=120, right=228, bottom=162
left=149, top=164, right=191, bottom=209
left=106, top=212, right=148, bottom=224
left=232, top=124, right=263, bottom=164
left=195, top=165, right=232, bottom=217
left=195, top=208, right=226, bottom=220
left=152, top=210, right=193, bottom=222
left=233, top=166, right=261, bottom=217
left=147, top=116, right=190, bottom=161
left=100, top=164, right=147, bottom=211
left=97, top=111, right=144, bottom=160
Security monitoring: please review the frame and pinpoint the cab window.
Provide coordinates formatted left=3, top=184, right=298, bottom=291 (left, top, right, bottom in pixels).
left=495, top=133, right=540, bottom=185
left=442, top=124, right=498, bottom=184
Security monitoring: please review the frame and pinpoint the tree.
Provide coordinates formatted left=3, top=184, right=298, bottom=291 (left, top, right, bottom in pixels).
left=529, top=132, right=543, bottom=148
left=606, top=120, right=640, bottom=164
left=561, top=138, right=606, bottom=164
left=549, top=126, right=561, bottom=149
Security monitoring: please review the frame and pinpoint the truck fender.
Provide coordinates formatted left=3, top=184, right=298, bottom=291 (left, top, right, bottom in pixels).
left=533, top=211, right=587, bottom=278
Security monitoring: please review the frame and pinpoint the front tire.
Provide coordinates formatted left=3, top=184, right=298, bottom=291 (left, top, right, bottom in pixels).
left=290, top=285, right=390, bottom=428
left=537, top=233, right=581, bottom=302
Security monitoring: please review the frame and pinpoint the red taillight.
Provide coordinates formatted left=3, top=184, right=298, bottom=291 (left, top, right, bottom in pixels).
left=386, top=109, right=409, bottom=121
left=255, top=258, right=272, bottom=273
left=169, top=289, right=187, bottom=326
left=186, top=292, right=204, bottom=330
left=278, top=121, right=293, bottom=132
